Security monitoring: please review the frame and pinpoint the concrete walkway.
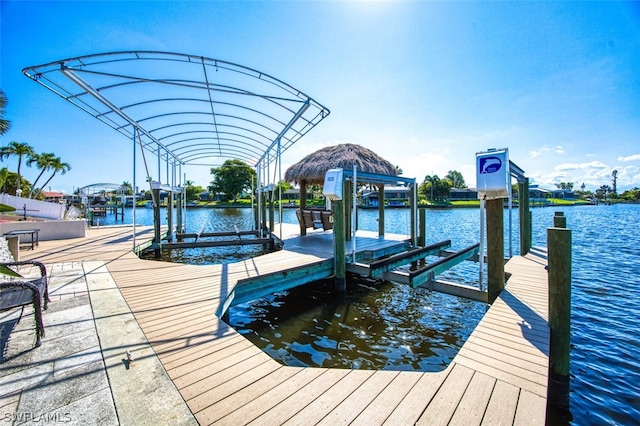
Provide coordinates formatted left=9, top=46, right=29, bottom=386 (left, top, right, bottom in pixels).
left=0, top=261, right=195, bottom=425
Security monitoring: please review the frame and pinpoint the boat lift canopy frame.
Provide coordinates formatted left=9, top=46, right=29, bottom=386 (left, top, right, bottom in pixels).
left=23, top=51, right=330, bottom=245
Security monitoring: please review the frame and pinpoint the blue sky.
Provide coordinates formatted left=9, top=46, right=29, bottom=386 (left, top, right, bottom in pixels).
left=1, top=1, right=639, bottom=194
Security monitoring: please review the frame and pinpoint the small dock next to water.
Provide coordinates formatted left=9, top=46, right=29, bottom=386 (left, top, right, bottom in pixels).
left=7, top=224, right=549, bottom=424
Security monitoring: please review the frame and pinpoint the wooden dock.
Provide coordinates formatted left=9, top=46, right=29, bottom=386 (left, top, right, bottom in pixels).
left=21, top=224, right=549, bottom=425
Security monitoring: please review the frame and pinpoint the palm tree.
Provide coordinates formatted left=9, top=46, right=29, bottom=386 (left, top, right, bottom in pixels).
left=27, top=152, right=56, bottom=198
left=0, top=167, right=9, bottom=192
left=0, top=141, right=35, bottom=196
left=37, top=156, right=71, bottom=195
left=121, top=181, right=134, bottom=195
left=0, top=89, right=10, bottom=136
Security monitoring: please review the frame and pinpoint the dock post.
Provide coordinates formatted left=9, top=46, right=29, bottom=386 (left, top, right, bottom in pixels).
left=554, top=211, right=567, bottom=228
left=253, top=189, right=259, bottom=232
left=344, top=180, right=352, bottom=242
left=152, top=188, right=162, bottom=258
left=410, top=185, right=416, bottom=246
left=299, top=182, right=307, bottom=236
left=547, top=218, right=572, bottom=421
left=378, top=185, right=385, bottom=236
left=518, top=178, right=531, bottom=255
left=260, top=192, right=267, bottom=236
left=333, top=199, right=346, bottom=292
left=268, top=190, right=275, bottom=237
left=176, top=191, right=183, bottom=234
left=418, top=208, right=426, bottom=247
left=486, top=198, right=504, bottom=304
left=166, top=190, right=174, bottom=242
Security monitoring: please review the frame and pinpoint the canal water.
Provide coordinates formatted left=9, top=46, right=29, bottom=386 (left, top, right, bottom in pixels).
left=97, top=203, right=640, bottom=424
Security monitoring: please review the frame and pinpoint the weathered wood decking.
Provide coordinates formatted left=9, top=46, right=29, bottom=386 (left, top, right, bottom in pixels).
left=21, top=225, right=549, bottom=425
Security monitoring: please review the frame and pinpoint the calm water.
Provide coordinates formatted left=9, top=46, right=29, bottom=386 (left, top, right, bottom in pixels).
left=98, top=203, right=640, bottom=424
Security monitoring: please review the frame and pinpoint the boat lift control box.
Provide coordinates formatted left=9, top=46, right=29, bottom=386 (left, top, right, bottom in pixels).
left=323, top=168, right=344, bottom=201
left=476, top=148, right=510, bottom=199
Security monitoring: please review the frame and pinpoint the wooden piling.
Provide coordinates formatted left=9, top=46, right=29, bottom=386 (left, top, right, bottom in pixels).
left=554, top=211, right=567, bottom=228
left=409, top=184, right=416, bottom=246
left=344, top=180, right=352, bottom=242
left=378, top=185, right=385, bottom=236
left=299, top=182, right=307, bottom=236
left=333, top=198, right=346, bottom=292
left=152, top=189, right=161, bottom=258
left=547, top=221, right=572, bottom=419
left=175, top=192, right=183, bottom=233
left=268, top=191, right=275, bottom=237
left=166, top=191, right=173, bottom=242
left=260, top=192, right=267, bottom=236
left=518, top=178, right=531, bottom=255
left=486, top=198, right=504, bottom=304
left=418, top=208, right=426, bottom=248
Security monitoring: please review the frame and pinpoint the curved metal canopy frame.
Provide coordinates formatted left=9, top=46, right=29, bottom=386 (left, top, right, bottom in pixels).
left=22, top=51, right=330, bottom=176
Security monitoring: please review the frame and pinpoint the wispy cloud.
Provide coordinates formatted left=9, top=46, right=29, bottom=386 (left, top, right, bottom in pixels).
left=555, top=161, right=608, bottom=171
left=617, top=154, right=640, bottom=162
left=529, top=144, right=564, bottom=157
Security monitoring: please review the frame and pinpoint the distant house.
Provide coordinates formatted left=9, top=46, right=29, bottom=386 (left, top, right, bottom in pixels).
left=43, top=191, right=65, bottom=203
left=551, top=189, right=575, bottom=199
left=282, top=188, right=314, bottom=203
left=529, top=185, right=551, bottom=201
left=199, top=191, right=212, bottom=201
left=360, top=186, right=411, bottom=207
left=449, top=188, right=478, bottom=200
left=199, top=191, right=229, bottom=201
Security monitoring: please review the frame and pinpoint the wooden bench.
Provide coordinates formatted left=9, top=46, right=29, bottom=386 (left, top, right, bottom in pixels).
left=296, top=209, right=334, bottom=231
left=0, top=257, right=49, bottom=347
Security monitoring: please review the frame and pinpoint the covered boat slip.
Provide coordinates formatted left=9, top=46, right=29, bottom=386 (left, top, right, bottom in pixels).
left=23, top=51, right=332, bottom=249
left=19, top=224, right=549, bottom=425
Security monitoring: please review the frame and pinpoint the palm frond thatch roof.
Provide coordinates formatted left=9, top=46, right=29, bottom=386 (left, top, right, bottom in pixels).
left=284, top=143, right=397, bottom=185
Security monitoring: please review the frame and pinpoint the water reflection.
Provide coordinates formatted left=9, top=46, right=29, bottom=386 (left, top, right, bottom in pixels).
left=229, top=275, right=488, bottom=371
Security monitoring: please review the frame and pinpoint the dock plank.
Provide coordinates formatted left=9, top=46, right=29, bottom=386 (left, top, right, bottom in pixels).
left=177, top=351, right=270, bottom=398
left=189, top=358, right=280, bottom=415
left=514, top=389, right=546, bottom=426
left=196, top=366, right=303, bottom=424
left=449, top=371, right=496, bottom=426
left=217, top=367, right=326, bottom=425
left=416, top=363, right=474, bottom=425
left=316, top=370, right=399, bottom=426
left=283, top=370, right=375, bottom=425
left=481, top=380, right=519, bottom=425
left=248, top=369, right=351, bottom=425
left=350, top=370, right=422, bottom=426
left=384, top=368, right=450, bottom=425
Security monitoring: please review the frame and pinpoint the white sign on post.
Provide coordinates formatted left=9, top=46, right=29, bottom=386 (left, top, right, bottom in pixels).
left=323, top=168, right=343, bottom=201
left=476, top=148, right=510, bottom=199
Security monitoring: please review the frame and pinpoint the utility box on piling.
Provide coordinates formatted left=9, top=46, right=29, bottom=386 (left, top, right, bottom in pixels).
left=476, top=148, right=510, bottom=304
left=323, top=168, right=343, bottom=201
left=476, top=149, right=510, bottom=200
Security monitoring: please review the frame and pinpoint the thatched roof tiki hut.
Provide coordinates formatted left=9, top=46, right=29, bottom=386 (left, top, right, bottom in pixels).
left=284, top=143, right=400, bottom=236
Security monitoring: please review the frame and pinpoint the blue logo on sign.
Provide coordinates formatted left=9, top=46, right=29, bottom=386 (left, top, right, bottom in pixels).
left=479, top=156, right=502, bottom=174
